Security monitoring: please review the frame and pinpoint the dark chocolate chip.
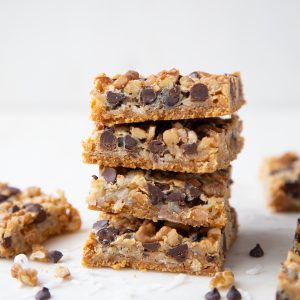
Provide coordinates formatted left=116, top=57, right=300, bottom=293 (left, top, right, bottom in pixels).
left=117, top=137, right=124, bottom=147
left=26, top=204, right=47, bottom=224
left=191, top=231, right=206, bottom=242
left=182, top=143, right=198, bottom=155
left=249, top=243, right=264, bottom=257
left=226, top=286, right=242, bottom=300
left=295, top=233, right=300, bottom=243
left=48, top=250, right=63, bottom=263
left=166, top=192, right=186, bottom=206
left=125, top=70, right=139, bottom=80
left=11, top=205, right=20, bottom=213
left=91, top=175, right=98, bottom=180
left=186, top=183, right=201, bottom=199
left=147, top=183, right=164, bottom=205
left=206, top=255, right=216, bottom=262
left=2, top=236, right=12, bottom=248
left=166, top=244, right=188, bottom=262
left=140, top=87, right=157, bottom=105
left=35, top=287, right=51, bottom=300
left=102, top=167, right=117, bottom=183
left=283, top=181, right=300, bottom=198
left=93, top=220, right=108, bottom=231
left=100, top=129, right=117, bottom=151
left=164, top=86, right=181, bottom=107
left=106, top=91, right=126, bottom=109
left=205, top=288, right=221, bottom=300
left=96, top=227, right=119, bottom=245
left=143, top=242, right=160, bottom=252
left=0, top=186, right=21, bottom=203
left=124, top=135, right=138, bottom=150
left=189, top=72, right=200, bottom=78
left=190, top=83, right=209, bottom=101
left=197, top=131, right=208, bottom=140
left=154, top=182, right=170, bottom=191
left=148, top=140, right=165, bottom=155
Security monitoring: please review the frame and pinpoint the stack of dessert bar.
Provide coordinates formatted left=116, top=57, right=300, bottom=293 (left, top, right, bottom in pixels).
left=82, top=69, right=245, bottom=275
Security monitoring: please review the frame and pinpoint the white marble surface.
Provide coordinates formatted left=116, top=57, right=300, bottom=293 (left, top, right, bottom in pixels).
left=0, top=107, right=299, bottom=300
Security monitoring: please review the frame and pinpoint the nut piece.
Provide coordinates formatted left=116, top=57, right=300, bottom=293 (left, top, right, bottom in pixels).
left=114, top=75, right=129, bottom=89
left=29, top=244, right=49, bottom=262
left=11, top=263, right=38, bottom=287
left=210, top=269, right=235, bottom=289
left=54, top=265, right=71, bottom=279
left=135, top=222, right=172, bottom=243
left=131, top=127, right=147, bottom=140
left=94, top=73, right=112, bottom=92
left=163, top=128, right=180, bottom=147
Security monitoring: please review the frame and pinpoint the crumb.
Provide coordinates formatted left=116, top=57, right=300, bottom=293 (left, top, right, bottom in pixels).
left=54, top=265, right=71, bottom=279
left=210, top=269, right=235, bottom=289
left=11, top=263, right=38, bottom=287
left=30, top=245, right=49, bottom=262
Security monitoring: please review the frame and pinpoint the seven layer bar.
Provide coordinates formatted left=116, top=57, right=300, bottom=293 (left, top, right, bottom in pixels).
left=83, top=69, right=245, bottom=275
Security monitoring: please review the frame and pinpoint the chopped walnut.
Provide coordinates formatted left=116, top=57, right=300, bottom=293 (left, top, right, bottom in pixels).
left=29, top=244, right=49, bottom=262
left=114, top=75, right=129, bottom=89
left=94, top=73, right=113, bottom=92
left=11, top=263, right=38, bottom=287
left=54, top=265, right=71, bottom=279
left=131, top=127, right=147, bottom=140
left=135, top=222, right=173, bottom=243
left=124, top=80, right=142, bottom=98
left=210, top=269, right=235, bottom=289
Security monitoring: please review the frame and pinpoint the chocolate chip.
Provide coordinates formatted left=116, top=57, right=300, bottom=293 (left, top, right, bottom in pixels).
left=190, top=83, right=209, bottom=101
left=166, top=244, right=188, bottom=262
left=91, top=175, right=98, bottom=180
left=166, top=192, right=186, bottom=206
left=143, top=242, right=160, bottom=252
left=125, top=70, right=139, bottom=80
left=124, top=135, right=138, bottom=150
left=197, top=131, right=208, bottom=140
left=100, top=129, right=117, bottom=151
left=26, top=204, right=47, bottom=224
left=295, top=233, right=300, bottom=243
left=102, top=167, right=117, bottom=183
left=206, top=255, right=216, bottom=262
left=35, top=287, right=51, bottom=300
left=154, top=182, right=170, bottom=191
left=147, top=183, right=164, bottom=205
left=249, top=243, right=264, bottom=257
left=205, top=288, right=221, bottom=300
left=189, top=71, right=200, bottom=78
left=96, top=227, right=119, bottom=245
left=148, top=140, right=165, bottom=155
left=48, top=250, right=63, bottom=263
left=11, top=205, right=20, bottom=213
left=186, top=183, right=200, bottom=199
left=182, top=143, right=198, bottom=155
left=164, top=86, right=181, bottom=107
left=0, top=186, right=21, bottom=203
left=191, top=231, right=206, bottom=242
left=106, top=91, right=126, bottom=109
left=226, top=286, right=242, bottom=300
left=117, top=137, right=124, bottom=147
left=140, top=87, right=157, bottom=105
left=2, top=236, right=12, bottom=248
left=93, top=220, right=108, bottom=231
left=283, top=181, right=300, bottom=198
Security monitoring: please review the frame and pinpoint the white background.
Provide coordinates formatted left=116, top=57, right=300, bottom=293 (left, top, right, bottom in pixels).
left=1, top=1, right=300, bottom=299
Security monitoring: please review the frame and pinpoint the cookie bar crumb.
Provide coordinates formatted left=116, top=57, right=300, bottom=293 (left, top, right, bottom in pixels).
left=210, top=269, right=235, bottom=289
left=11, top=263, right=38, bottom=287
left=30, top=245, right=49, bottom=262
left=54, top=265, right=71, bottom=279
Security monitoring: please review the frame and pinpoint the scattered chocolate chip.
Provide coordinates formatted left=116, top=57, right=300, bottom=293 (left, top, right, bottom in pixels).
left=11, top=205, right=20, bottom=213
left=140, top=87, right=157, bottom=105
left=0, top=186, right=21, bottom=203
left=143, top=242, right=160, bottom=252
left=102, top=168, right=117, bottom=183
left=106, top=91, right=126, bottom=109
left=154, top=182, right=170, bottom=191
left=226, top=286, right=242, bottom=300
left=190, top=83, right=209, bottom=101
left=189, top=71, right=200, bottom=78
left=166, top=244, right=188, bottom=262
left=148, top=140, right=165, bottom=155
left=147, top=183, right=164, bottom=205
left=249, top=243, right=264, bottom=257
left=166, top=192, right=186, bottom=206
left=93, top=220, right=108, bottom=231
left=125, top=70, right=139, bottom=80
left=26, top=204, right=47, bottom=224
left=48, top=250, right=63, bottom=263
left=182, top=143, right=198, bottom=155
left=35, top=287, right=51, bottom=300
left=96, top=227, right=119, bottom=245
left=283, top=181, right=300, bottom=198
left=206, top=255, right=216, bottom=262
left=164, top=86, right=181, bottom=107
left=91, top=175, right=98, bottom=180
left=2, top=236, right=12, bottom=248
left=100, top=129, right=117, bottom=151
left=124, top=135, right=138, bottom=150
left=205, top=288, right=221, bottom=300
